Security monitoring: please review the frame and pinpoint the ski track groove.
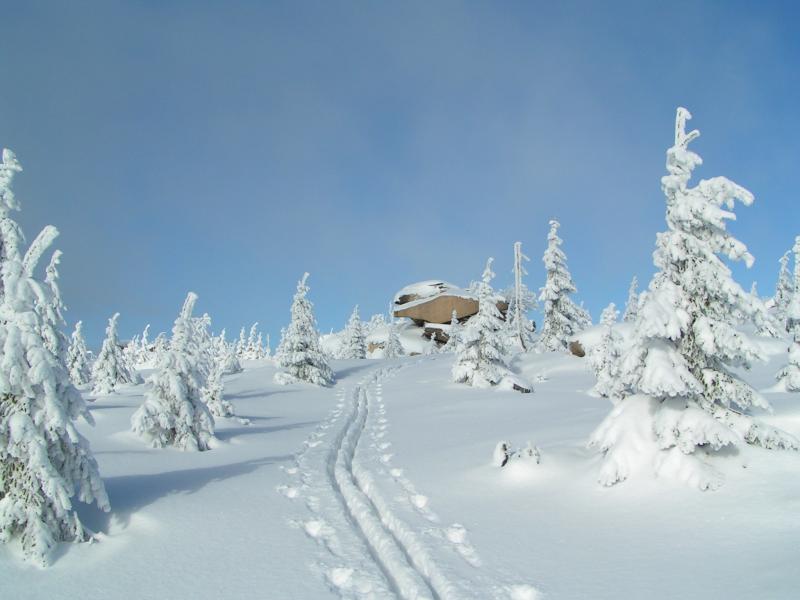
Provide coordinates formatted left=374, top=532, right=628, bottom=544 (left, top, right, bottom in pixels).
left=284, top=362, right=533, bottom=600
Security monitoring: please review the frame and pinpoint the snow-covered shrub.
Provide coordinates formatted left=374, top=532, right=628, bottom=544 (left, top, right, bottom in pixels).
left=538, top=220, right=591, bottom=352
left=91, top=312, right=141, bottom=394
left=131, top=292, right=216, bottom=450
left=274, top=273, right=334, bottom=386
left=493, top=441, right=541, bottom=468
left=590, top=108, right=798, bottom=491
left=452, top=258, right=510, bottom=387
left=66, top=320, right=91, bottom=386
left=0, top=148, right=109, bottom=565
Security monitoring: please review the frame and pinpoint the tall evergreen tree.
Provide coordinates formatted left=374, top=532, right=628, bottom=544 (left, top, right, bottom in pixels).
left=538, top=220, right=591, bottom=352
left=507, top=241, right=537, bottom=351
left=441, top=310, right=462, bottom=353
left=590, top=108, right=797, bottom=490
left=0, top=148, right=108, bottom=565
left=131, top=293, right=216, bottom=450
left=67, top=321, right=91, bottom=386
left=91, top=313, right=140, bottom=394
left=274, top=273, right=334, bottom=386
left=452, top=258, right=510, bottom=387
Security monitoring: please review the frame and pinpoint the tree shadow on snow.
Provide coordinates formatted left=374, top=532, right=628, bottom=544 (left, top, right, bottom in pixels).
left=215, top=420, right=319, bottom=442
left=334, top=362, right=378, bottom=379
left=75, top=454, right=293, bottom=535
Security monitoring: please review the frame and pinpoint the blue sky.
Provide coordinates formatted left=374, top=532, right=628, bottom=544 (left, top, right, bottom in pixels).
left=1, top=1, right=799, bottom=345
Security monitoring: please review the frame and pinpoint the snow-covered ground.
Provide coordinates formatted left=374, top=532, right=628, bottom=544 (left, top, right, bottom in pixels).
left=2, top=352, right=799, bottom=599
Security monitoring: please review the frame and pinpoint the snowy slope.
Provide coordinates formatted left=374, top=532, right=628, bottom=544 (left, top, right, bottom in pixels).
left=1, top=352, right=799, bottom=599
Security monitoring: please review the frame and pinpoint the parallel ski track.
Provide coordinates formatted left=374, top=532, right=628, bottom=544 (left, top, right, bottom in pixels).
left=326, top=367, right=466, bottom=600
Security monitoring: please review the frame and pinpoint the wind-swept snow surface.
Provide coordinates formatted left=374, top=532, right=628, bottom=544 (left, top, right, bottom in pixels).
left=1, top=353, right=799, bottom=598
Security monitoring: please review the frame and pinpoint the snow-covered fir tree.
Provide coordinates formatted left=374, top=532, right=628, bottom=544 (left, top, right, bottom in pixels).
left=441, top=310, right=462, bottom=353
left=538, top=220, right=591, bottom=352
left=506, top=241, right=537, bottom=351
left=136, top=323, right=151, bottom=366
left=91, top=313, right=140, bottom=394
left=274, top=273, right=334, bottom=386
left=384, top=317, right=404, bottom=358
left=589, top=303, right=623, bottom=401
left=244, top=322, right=259, bottom=359
left=622, top=276, right=640, bottom=323
left=786, top=236, right=800, bottom=334
left=200, top=355, right=237, bottom=421
left=255, top=332, right=265, bottom=359
left=776, top=339, right=800, bottom=392
left=772, top=251, right=793, bottom=327
left=217, top=329, right=243, bottom=374
left=236, top=326, right=247, bottom=359
left=589, top=108, right=798, bottom=491
left=341, top=305, right=367, bottom=360
left=0, top=148, right=109, bottom=565
left=66, top=321, right=91, bottom=386
left=131, top=292, right=216, bottom=450
left=263, top=333, right=271, bottom=359
left=40, top=249, right=68, bottom=360
left=425, top=329, right=439, bottom=355
left=452, top=258, right=510, bottom=387
left=152, top=331, right=168, bottom=364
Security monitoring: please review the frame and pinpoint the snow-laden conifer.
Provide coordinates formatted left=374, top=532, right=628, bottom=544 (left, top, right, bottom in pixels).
left=67, top=321, right=91, bottom=386
left=0, top=148, right=109, bottom=565
left=452, top=258, right=510, bottom=387
left=243, top=322, right=259, bottom=360
left=341, top=305, right=367, bottom=360
left=39, top=249, right=69, bottom=360
left=274, top=273, right=334, bottom=386
left=136, top=324, right=151, bottom=366
left=622, top=277, right=640, bottom=323
left=152, top=332, right=168, bottom=364
left=786, top=236, right=800, bottom=335
left=538, top=220, right=591, bottom=352
left=235, top=327, right=246, bottom=359
left=91, top=313, right=140, bottom=394
left=384, top=317, right=404, bottom=358
left=425, top=329, right=439, bottom=355
left=590, top=108, right=797, bottom=491
left=589, top=303, right=623, bottom=401
left=219, top=329, right=243, bottom=375
left=772, top=251, right=793, bottom=327
left=441, top=310, right=462, bottom=353
left=131, top=293, right=216, bottom=450
left=506, top=241, right=537, bottom=351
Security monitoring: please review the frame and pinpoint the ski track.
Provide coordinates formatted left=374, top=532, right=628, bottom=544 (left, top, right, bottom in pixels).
left=279, top=363, right=538, bottom=600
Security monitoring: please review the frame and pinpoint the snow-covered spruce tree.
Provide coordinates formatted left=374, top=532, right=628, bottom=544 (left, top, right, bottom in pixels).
left=786, top=236, right=800, bottom=335
left=152, top=332, right=168, bottom=364
left=263, top=333, right=271, bottom=359
left=91, top=313, right=140, bottom=394
left=384, top=318, right=404, bottom=358
left=131, top=292, right=216, bottom=450
left=219, top=330, right=243, bottom=375
left=441, top=310, right=462, bottom=353
left=274, top=273, right=334, bottom=386
left=589, top=303, right=623, bottom=401
left=623, top=276, right=640, bottom=323
left=538, top=220, right=591, bottom=352
left=39, top=248, right=70, bottom=360
left=236, top=327, right=247, bottom=359
left=341, top=305, right=367, bottom=360
left=425, top=329, right=439, bottom=355
left=589, top=108, right=798, bottom=491
left=506, top=241, right=537, bottom=351
left=452, top=258, right=510, bottom=387
left=255, top=332, right=265, bottom=359
left=67, top=321, right=91, bottom=386
left=776, top=340, right=800, bottom=392
left=0, top=148, right=109, bottom=565
left=772, top=251, right=793, bottom=327
left=244, top=322, right=259, bottom=360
